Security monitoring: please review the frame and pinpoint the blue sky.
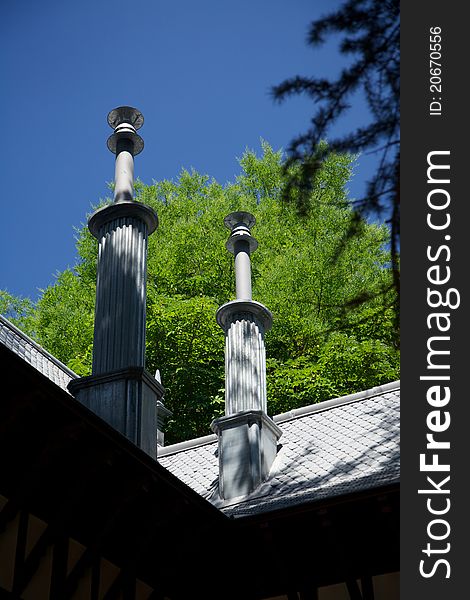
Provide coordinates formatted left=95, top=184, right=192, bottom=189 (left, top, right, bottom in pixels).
left=1, top=0, right=375, bottom=302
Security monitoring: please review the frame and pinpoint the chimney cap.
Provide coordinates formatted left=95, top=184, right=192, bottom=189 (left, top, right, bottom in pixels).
left=107, top=106, right=144, bottom=130
left=224, top=211, right=258, bottom=254
left=224, top=211, right=256, bottom=231
left=106, top=106, right=144, bottom=156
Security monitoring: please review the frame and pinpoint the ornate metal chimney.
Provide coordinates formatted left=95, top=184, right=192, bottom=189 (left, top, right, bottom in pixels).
left=211, top=212, right=282, bottom=500
left=69, top=107, right=165, bottom=458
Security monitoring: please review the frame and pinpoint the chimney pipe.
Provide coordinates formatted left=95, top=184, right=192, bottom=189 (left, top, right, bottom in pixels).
left=88, top=107, right=155, bottom=375
left=107, top=106, right=144, bottom=203
left=225, top=212, right=257, bottom=300
left=68, top=107, right=166, bottom=458
left=211, top=212, right=281, bottom=500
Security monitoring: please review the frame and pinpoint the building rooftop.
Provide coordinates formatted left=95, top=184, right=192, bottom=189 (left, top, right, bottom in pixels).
left=0, top=314, right=77, bottom=393
left=158, top=381, right=400, bottom=516
left=0, top=313, right=400, bottom=518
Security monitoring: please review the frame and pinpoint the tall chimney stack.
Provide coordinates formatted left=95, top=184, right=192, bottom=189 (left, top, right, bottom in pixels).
left=69, top=107, right=165, bottom=458
left=211, top=212, right=281, bottom=500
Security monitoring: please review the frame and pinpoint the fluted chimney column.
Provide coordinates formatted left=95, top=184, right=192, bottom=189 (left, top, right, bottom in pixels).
left=89, top=107, right=156, bottom=374
left=211, top=212, right=281, bottom=500
left=68, top=107, right=166, bottom=458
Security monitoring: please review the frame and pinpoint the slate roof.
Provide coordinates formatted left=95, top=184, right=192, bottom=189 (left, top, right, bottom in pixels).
left=0, top=313, right=399, bottom=519
left=158, top=381, right=400, bottom=517
left=0, top=314, right=77, bottom=393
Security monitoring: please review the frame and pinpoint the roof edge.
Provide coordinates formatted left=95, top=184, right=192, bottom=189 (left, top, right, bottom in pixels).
left=158, top=432, right=218, bottom=457
left=158, top=380, right=400, bottom=457
left=273, top=380, right=400, bottom=424
left=0, top=314, right=78, bottom=379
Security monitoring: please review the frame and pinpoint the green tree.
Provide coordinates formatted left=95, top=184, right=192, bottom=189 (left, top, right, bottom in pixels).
left=5, top=143, right=399, bottom=443
left=0, top=290, right=34, bottom=323
left=273, top=0, right=400, bottom=306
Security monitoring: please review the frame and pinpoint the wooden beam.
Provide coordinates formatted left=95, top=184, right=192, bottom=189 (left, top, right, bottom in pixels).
left=102, top=567, right=136, bottom=600
left=147, top=591, right=165, bottom=600
left=11, top=511, right=28, bottom=597
left=122, top=570, right=136, bottom=600
left=50, top=536, right=69, bottom=600
left=300, top=589, right=318, bottom=600
left=13, top=520, right=54, bottom=595
left=114, top=502, right=172, bottom=594
left=346, top=579, right=363, bottom=600
left=0, top=500, right=19, bottom=534
left=10, top=445, right=115, bottom=597
left=0, top=421, right=66, bottom=513
left=360, top=576, right=375, bottom=600
left=0, top=587, right=19, bottom=598
left=62, top=479, right=151, bottom=598
left=90, top=556, right=101, bottom=600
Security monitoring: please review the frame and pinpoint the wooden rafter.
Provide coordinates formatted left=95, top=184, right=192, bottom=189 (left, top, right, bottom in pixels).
left=346, top=579, right=363, bottom=600
left=11, top=510, right=29, bottom=596
left=50, top=536, right=69, bottom=600
left=102, top=567, right=136, bottom=600
left=299, top=589, right=319, bottom=600
left=360, top=576, right=375, bottom=600
left=61, top=478, right=151, bottom=599
left=90, top=555, right=101, bottom=600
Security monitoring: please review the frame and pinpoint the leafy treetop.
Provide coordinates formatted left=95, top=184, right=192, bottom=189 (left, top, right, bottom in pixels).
left=2, top=142, right=398, bottom=443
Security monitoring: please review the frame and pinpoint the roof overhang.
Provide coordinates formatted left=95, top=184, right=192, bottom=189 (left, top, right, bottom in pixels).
left=0, top=342, right=399, bottom=598
left=0, top=343, right=228, bottom=597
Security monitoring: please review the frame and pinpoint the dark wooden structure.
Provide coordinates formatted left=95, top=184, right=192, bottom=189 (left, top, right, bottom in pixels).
left=0, top=341, right=399, bottom=599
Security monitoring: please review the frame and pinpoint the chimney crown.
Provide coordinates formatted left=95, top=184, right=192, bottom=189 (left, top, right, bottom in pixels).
left=224, top=211, right=258, bottom=254
left=107, top=106, right=144, bottom=155
left=69, top=107, right=163, bottom=459
left=213, top=212, right=281, bottom=499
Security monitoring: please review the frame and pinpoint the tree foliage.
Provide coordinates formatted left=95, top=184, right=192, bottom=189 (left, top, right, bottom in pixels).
left=0, top=290, right=33, bottom=324
left=4, top=143, right=399, bottom=443
left=272, top=0, right=400, bottom=304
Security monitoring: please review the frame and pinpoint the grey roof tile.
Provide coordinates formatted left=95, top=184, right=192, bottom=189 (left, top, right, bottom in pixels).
left=0, top=315, right=77, bottom=393
left=1, top=315, right=400, bottom=519
left=159, top=383, right=400, bottom=517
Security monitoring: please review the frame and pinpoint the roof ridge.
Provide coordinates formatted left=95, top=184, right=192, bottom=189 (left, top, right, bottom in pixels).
left=0, top=314, right=78, bottom=379
left=158, top=433, right=217, bottom=457
left=273, top=380, right=400, bottom=423
left=158, top=380, right=400, bottom=457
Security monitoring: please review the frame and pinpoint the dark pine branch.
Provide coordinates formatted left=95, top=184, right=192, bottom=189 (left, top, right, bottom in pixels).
left=272, top=0, right=400, bottom=327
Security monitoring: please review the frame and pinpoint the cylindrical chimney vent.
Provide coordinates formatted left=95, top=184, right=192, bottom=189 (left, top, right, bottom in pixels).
left=106, top=106, right=144, bottom=203
left=224, top=212, right=258, bottom=300
left=89, top=107, right=157, bottom=375
left=211, top=212, right=281, bottom=499
left=68, top=107, right=165, bottom=459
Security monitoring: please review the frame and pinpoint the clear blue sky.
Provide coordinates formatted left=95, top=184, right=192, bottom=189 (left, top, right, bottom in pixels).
left=1, top=0, right=375, bottom=302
